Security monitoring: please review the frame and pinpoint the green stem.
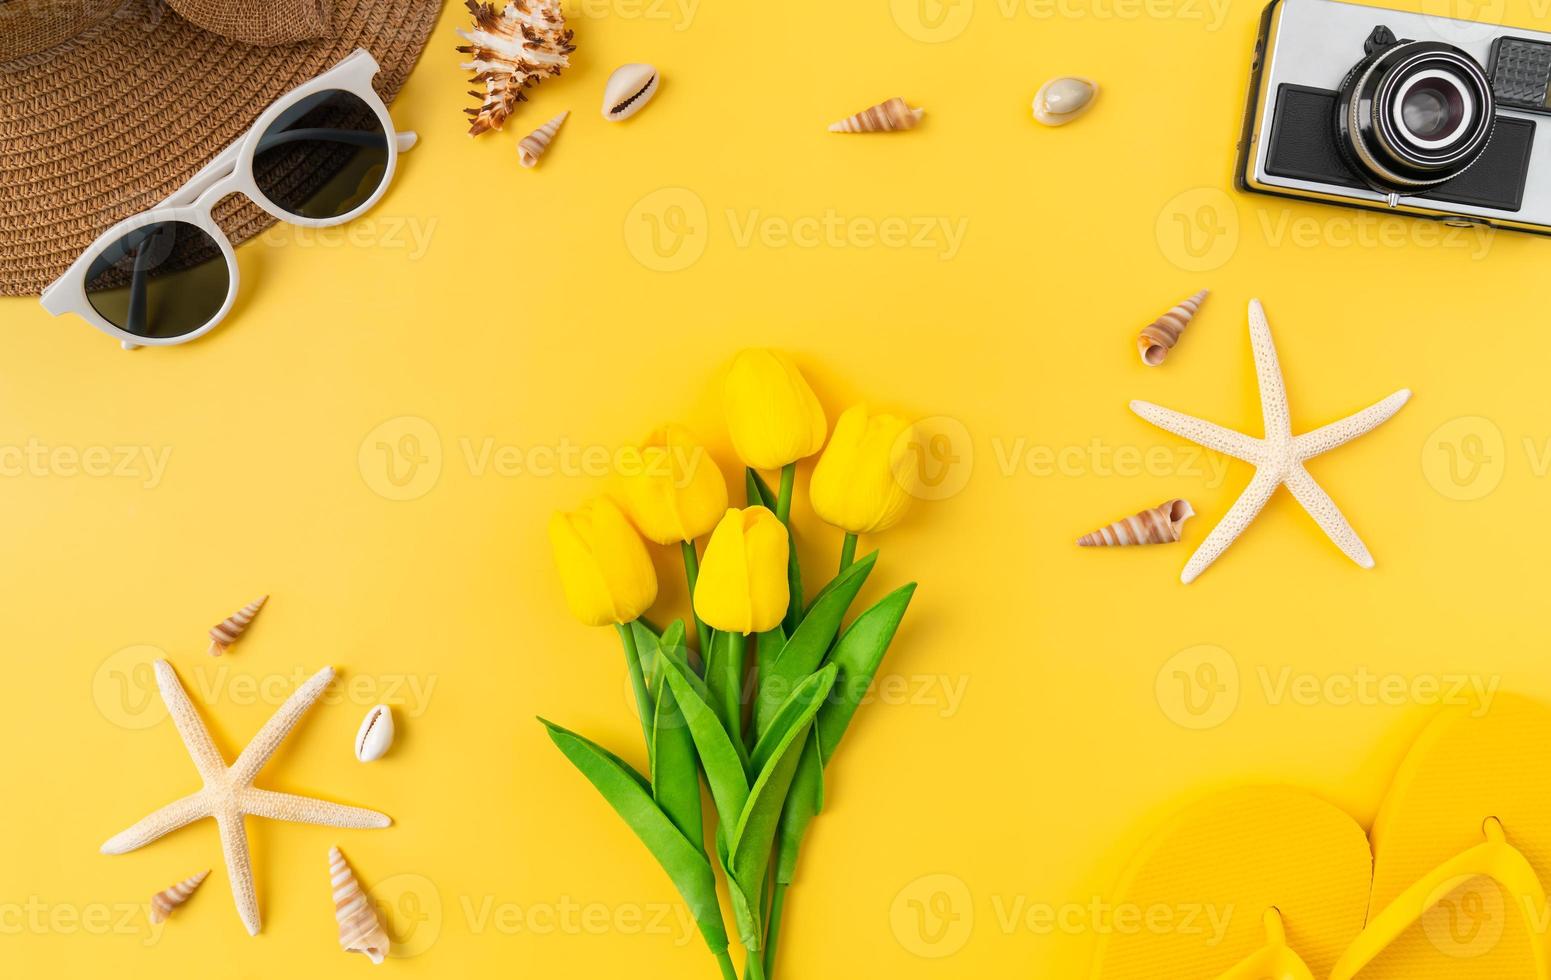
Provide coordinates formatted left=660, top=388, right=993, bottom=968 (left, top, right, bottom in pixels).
left=616, top=622, right=654, bottom=753
left=774, top=462, right=802, bottom=626
left=681, top=539, right=712, bottom=656
left=714, top=949, right=739, bottom=980
left=775, top=462, right=796, bottom=522
left=724, top=631, right=746, bottom=747
left=838, top=532, right=858, bottom=573
left=764, top=882, right=788, bottom=977
left=745, top=949, right=768, bottom=980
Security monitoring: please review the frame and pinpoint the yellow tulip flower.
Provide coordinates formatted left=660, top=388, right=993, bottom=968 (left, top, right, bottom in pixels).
left=693, top=507, right=790, bottom=634
left=616, top=425, right=728, bottom=544
left=723, top=349, right=828, bottom=470
left=809, top=404, right=917, bottom=534
left=548, top=497, right=659, bottom=627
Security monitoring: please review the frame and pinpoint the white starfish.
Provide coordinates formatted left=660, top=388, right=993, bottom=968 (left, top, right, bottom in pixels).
left=101, top=661, right=390, bottom=935
left=1131, top=299, right=1411, bottom=584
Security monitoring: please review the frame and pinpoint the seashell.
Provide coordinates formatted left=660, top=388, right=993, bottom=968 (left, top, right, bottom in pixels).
left=601, top=64, right=659, bottom=121
left=1138, top=289, right=1208, bottom=366
left=150, top=869, right=209, bottom=924
left=355, top=705, right=395, bottom=763
left=518, top=111, right=568, bottom=167
left=828, top=97, right=924, bottom=133
left=1077, top=499, right=1195, bottom=546
left=207, top=595, right=268, bottom=656
left=457, top=0, right=576, bottom=136
left=330, top=847, right=389, bottom=964
left=1032, top=76, right=1099, bottom=126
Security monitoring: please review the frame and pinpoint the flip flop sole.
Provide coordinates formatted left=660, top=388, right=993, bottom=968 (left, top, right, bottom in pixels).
left=1354, top=693, right=1551, bottom=977
left=1091, top=786, right=1371, bottom=979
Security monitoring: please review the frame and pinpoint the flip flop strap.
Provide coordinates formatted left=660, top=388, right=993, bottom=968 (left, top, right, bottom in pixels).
left=1329, top=819, right=1550, bottom=980
left=1214, top=909, right=1318, bottom=980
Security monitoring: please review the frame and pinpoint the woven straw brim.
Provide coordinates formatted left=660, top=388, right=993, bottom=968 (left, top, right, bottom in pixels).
left=0, top=0, right=440, bottom=296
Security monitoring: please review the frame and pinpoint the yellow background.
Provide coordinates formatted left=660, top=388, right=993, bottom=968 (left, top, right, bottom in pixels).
left=3, top=0, right=1551, bottom=974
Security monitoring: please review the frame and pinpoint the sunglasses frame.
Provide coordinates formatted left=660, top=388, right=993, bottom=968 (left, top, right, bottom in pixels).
left=39, top=48, right=416, bottom=349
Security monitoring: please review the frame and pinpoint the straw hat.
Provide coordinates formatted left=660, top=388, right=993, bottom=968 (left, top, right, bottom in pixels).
left=0, top=0, right=440, bottom=296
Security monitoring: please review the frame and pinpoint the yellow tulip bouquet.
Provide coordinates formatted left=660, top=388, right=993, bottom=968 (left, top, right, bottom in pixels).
left=542, top=350, right=921, bottom=980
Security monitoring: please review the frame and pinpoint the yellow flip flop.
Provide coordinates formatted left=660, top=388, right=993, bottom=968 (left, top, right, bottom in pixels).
left=1330, top=694, right=1551, bottom=979
left=1090, top=786, right=1372, bottom=980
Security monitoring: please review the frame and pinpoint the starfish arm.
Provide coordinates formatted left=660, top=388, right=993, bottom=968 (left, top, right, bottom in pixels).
left=229, top=666, right=335, bottom=786
left=241, top=788, right=392, bottom=829
left=1294, top=389, right=1412, bottom=460
left=1130, top=400, right=1262, bottom=463
left=1181, top=468, right=1282, bottom=584
left=216, top=812, right=262, bottom=936
left=1284, top=464, right=1376, bottom=568
left=100, top=792, right=210, bottom=854
left=1247, top=300, right=1293, bottom=439
left=153, top=660, right=228, bottom=784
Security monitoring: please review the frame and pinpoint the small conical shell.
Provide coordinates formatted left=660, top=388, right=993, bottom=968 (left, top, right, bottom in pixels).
left=330, top=847, right=388, bottom=964
left=1032, top=76, right=1099, bottom=126
left=207, top=595, right=268, bottom=656
left=1077, top=499, right=1194, bottom=546
left=150, top=869, right=209, bottom=924
left=1138, top=289, right=1208, bottom=366
left=828, top=97, right=924, bottom=133
left=518, top=111, right=568, bottom=167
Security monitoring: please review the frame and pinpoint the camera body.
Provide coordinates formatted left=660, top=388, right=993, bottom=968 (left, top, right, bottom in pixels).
left=1238, top=0, right=1551, bottom=232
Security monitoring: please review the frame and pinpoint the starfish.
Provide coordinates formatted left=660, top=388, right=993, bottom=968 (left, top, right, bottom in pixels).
left=1131, top=299, right=1410, bottom=584
left=101, top=661, right=390, bottom=935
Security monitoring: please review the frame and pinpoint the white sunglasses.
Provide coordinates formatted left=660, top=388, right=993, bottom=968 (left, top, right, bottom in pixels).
left=40, top=49, right=417, bottom=349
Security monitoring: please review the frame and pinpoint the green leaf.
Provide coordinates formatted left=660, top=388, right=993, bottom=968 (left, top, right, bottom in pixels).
left=651, top=667, right=703, bottom=848
left=748, top=666, right=836, bottom=775
left=817, top=583, right=917, bottom=754
left=753, top=551, right=876, bottom=738
left=775, top=733, right=824, bottom=883
left=541, top=719, right=729, bottom=952
left=726, top=664, right=838, bottom=948
left=659, top=653, right=750, bottom=832
left=746, top=467, right=778, bottom=509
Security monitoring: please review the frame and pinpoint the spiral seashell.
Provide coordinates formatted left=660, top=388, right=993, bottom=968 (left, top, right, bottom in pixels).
left=1032, top=76, right=1099, bottom=126
left=207, top=595, right=268, bottom=656
left=150, top=869, right=209, bottom=924
left=517, top=111, right=569, bottom=167
left=1077, top=499, right=1195, bottom=546
left=602, top=63, right=660, bottom=121
left=1138, top=289, right=1208, bottom=366
left=828, top=97, right=924, bottom=133
left=330, top=847, right=389, bottom=964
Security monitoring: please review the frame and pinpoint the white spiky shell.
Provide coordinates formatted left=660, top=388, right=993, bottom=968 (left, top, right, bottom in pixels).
left=330, top=847, right=389, bottom=964
left=208, top=595, right=268, bottom=656
left=150, top=869, right=209, bottom=924
left=518, top=111, right=569, bottom=167
left=457, top=0, right=575, bottom=136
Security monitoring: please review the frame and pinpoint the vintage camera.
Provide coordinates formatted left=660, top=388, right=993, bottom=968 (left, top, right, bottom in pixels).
left=1238, top=0, right=1551, bottom=232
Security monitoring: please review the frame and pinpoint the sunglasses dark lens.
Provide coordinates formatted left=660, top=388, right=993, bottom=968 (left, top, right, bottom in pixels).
left=253, top=89, right=389, bottom=220
left=83, top=221, right=229, bottom=339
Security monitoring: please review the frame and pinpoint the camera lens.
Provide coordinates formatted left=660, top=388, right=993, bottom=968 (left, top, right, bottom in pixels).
left=1335, top=39, right=1494, bottom=190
